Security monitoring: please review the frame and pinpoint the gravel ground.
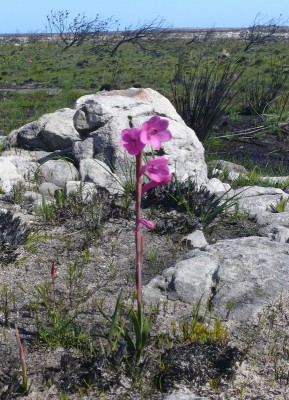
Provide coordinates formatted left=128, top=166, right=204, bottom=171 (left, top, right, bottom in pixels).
left=0, top=189, right=289, bottom=400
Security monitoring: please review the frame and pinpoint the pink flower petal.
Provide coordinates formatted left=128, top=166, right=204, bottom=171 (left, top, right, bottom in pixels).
left=156, top=129, right=172, bottom=143
left=140, top=128, right=149, bottom=145
left=140, top=219, right=155, bottom=230
left=120, top=128, right=145, bottom=155
left=140, top=158, right=171, bottom=182
left=140, top=116, right=172, bottom=148
left=142, top=173, right=172, bottom=195
left=158, top=119, right=169, bottom=130
left=148, top=134, right=162, bottom=150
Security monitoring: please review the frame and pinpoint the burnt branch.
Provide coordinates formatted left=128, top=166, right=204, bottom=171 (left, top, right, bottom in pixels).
left=240, top=13, right=288, bottom=52
left=46, top=10, right=117, bottom=50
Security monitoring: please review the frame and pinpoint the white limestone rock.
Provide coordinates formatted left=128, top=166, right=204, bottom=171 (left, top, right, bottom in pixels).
left=181, top=230, right=208, bottom=249
left=73, top=88, right=208, bottom=185
left=37, top=159, right=79, bottom=188
left=79, top=159, right=123, bottom=195
left=6, top=109, right=81, bottom=152
left=0, top=156, right=36, bottom=193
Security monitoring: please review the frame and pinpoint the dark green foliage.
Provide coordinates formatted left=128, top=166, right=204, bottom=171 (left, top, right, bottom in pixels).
left=142, top=176, right=239, bottom=233
left=95, top=292, right=151, bottom=366
left=123, top=303, right=151, bottom=364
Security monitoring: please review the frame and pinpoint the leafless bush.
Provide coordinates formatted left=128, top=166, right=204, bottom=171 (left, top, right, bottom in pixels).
left=46, top=11, right=171, bottom=56
left=46, top=10, right=117, bottom=49
left=240, top=13, right=288, bottom=52
left=97, top=17, right=172, bottom=56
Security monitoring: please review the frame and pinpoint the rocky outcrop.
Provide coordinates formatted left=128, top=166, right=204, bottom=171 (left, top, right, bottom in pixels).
left=2, top=88, right=208, bottom=196
left=144, top=236, right=289, bottom=321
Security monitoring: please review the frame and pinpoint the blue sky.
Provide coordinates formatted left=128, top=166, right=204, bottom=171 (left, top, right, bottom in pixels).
left=1, top=0, right=289, bottom=33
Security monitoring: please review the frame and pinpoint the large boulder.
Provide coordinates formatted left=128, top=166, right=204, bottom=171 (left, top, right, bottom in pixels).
left=6, top=109, right=80, bottom=152
left=73, top=88, right=208, bottom=184
left=144, top=236, right=289, bottom=321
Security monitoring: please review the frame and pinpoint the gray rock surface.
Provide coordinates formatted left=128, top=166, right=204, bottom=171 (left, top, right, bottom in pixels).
left=37, top=159, right=79, bottom=188
left=208, top=159, right=248, bottom=181
left=144, top=236, right=289, bottom=321
left=222, top=186, right=289, bottom=242
left=256, top=211, right=289, bottom=227
left=0, top=156, right=36, bottom=193
left=72, top=137, right=94, bottom=161
left=7, top=109, right=80, bottom=151
left=1, top=147, right=51, bottom=161
left=233, top=186, right=289, bottom=214
left=204, top=177, right=231, bottom=194
left=38, top=182, right=61, bottom=196
left=259, top=224, right=289, bottom=243
left=79, top=158, right=123, bottom=195
left=181, top=230, right=208, bottom=249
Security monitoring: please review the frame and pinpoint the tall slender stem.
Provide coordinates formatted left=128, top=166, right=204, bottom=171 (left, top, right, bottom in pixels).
left=15, top=325, right=28, bottom=393
left=135, top=151, right=143, bottom=305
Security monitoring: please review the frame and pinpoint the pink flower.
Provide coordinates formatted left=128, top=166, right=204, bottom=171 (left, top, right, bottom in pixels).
left=140, top=219, right=155, bottom=230
left=142, top=173, right=172, bottom=195
left=120, top=128, right=145, bottom=156
left=140, top=116, right=172, bottom=150
left=139, top=157, right=171, bottom=182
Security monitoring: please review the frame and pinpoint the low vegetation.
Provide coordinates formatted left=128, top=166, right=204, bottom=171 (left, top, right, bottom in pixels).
left=1, top=24, right=289, bottom=173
